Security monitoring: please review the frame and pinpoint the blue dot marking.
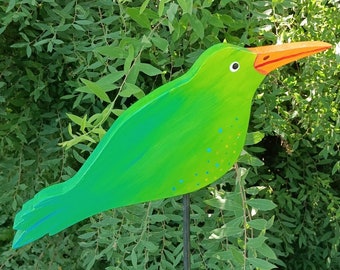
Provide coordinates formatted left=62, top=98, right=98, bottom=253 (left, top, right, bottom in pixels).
left=218, top=128, right=223, bottom=133
left=207, top=148, right=212, bottom=153
left=215, top=163, right=220, bottom=168
left=179, top=179, right=184, bottom=184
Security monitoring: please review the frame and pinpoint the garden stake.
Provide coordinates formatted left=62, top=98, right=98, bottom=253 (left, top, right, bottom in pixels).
left=183, top=194, right=191, bottom=270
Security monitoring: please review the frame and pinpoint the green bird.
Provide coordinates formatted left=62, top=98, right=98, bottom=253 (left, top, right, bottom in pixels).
left=13, top=41, right=331, bottom=249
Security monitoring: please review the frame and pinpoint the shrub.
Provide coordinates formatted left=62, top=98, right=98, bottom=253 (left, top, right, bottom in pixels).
left=1, top=0, right=339, bottom=269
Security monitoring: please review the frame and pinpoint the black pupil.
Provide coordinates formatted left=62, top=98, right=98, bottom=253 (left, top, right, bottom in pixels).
left=232, top=62, right=239, bottom=70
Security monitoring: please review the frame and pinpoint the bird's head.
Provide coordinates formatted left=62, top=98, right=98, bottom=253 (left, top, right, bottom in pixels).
left=190, top=41, right=331, bottom=101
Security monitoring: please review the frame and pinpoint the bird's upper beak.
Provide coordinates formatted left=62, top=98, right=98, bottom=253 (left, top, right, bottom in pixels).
left=248, top=41, right=332, bottom=75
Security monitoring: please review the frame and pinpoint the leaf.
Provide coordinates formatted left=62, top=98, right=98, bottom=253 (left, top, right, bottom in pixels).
left=230, top=246, right=244, bottom=264
left=126, top=7, right=151, bottom=29
left=247, top=257, right=277, bottom=269
left=247, top=199, right=277, bottom=211
left=21, top=160, right=35, bottom=166
left=257, top=243, right=277, bottom=259
left=332, top=160, right=340, bottom=175
left=151, top=36, right=169, bottom=51
left=141, top=240, right=158, bottom=252
left=112, top=109, right=125, bottom=116
left=131, top=249, right=138, bottom=268
left=177, top=0, right=193, bottom=14
left=210, top=217, right=244, bottom=238
left=238, top=150, right=264, bottom=167
left=97, top=72, right=125, bottom=87
left=78, top=232, right=96, bottom=240
left=120, top=83, right=144, bottom=98
left=247, top=235, right=267, bottom=248
left=245, top=131, right=265, bottom=145
left=26, top=45, right=32, bottom=58
left=94, top=46, right=126, bottom=59
left=166, top=3, right=178, bottom=22
left=6, top=0, right=16, bottom=13
left=188, top=15, right=204, bottom=39
left=80, top=78, right=111, bottom=102
left=247, top=219, right=268, bottom=230
left=72, top=23, right=85, bottom=31
left=67, top=113, right=84, bottom=126
left=75, top=20, right=93, bottom=25
left=204, top=197, right=243, bottom=212
left=158, top=0, right=166, bottom=16
left=33, top=39, right=51, bottom=47
left=246, top=186, right=266, bottom=195
left=136, top=63, right=162, bottom=76
left=139, top=0, right=151, bottom=14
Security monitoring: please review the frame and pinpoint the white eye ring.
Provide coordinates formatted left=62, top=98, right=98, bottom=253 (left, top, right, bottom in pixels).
left=230, top=62, right=240, bottom=72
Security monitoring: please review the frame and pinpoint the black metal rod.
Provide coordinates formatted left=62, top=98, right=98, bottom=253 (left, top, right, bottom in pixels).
left=183, top=193, right=191, bottom=270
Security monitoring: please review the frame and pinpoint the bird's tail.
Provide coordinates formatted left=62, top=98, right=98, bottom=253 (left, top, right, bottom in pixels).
left=12, top=178, right=88, bottom=249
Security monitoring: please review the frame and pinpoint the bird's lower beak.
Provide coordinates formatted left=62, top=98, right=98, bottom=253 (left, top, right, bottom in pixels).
left=248, top=41, right=332, bottom=75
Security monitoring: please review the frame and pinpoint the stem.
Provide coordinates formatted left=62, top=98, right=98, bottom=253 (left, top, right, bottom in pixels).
left=183, top=194, right=191, bottom=270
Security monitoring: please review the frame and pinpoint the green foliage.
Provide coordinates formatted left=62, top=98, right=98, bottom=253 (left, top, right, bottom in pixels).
left=1, top=0, right=339, bottom=269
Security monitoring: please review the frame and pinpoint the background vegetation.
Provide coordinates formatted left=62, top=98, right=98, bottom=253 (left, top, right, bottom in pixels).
left=0, top=0, right=339, bottom=269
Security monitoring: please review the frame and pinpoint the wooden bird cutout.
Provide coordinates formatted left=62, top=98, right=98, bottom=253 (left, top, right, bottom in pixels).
left=13, top=41, right=331, bottom=248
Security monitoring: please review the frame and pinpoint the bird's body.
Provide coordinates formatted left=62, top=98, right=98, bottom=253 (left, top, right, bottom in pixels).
left=13, top=42, right=331, bottom=248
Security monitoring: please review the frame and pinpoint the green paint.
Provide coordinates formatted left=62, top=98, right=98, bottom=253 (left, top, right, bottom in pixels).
left=13, top=41, right=329, bottom=249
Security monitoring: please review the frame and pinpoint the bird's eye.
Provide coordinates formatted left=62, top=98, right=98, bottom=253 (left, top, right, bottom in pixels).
left=230, top=62, right=240, bottom=72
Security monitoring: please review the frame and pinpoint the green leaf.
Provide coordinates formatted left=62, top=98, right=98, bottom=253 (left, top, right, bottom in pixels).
left=230, top=246, right=244, bottom=264
left=97, top=72, right=125, bottom=88
left=6, top=0, right=16, bottom=13
left=247, top=199, right=277, bottom=211
left=238, top=150, right=264, bottom=167
left=247, top=257, right=277, bottom=269
left=140, top=0, right=151, bottom=14
left=78, top=232, right=96, bottom=240
left=204, top=197, right=242, bottom=212
left=257, top=243, right=277, bottom=260
left=75, top=20, right=93, bottom=25
left=166, top=3, right=178, bottom=22
left=136, top=63, right=162, bottom=76
left=141, top=240, right=158, bottom=252
left=188, top=15, right=204, bottom=39
left=246, top=186, right=266, bottom=195
left=112, top=109, right=125, bottom=116
left=151, top=36, right=169, bottom=51
left=94, top=46, right=126, bottom=59
left=211, top=217, right=244, bottom=238
left=33, top=39, right=51, bottom=47
left=131, top=249, right=137, bottom=268
left=80, top=78, right=111, bottom=102
left=158, top=0, right=166, bottom=16
left=177, top=0, right=193, bottom=14
left=26, top=45, right=32, bottom=58
left=332, top=160, right=340, bottom=175
left=67, top=113, right=83, bottom=126
left=72, top=23, right=85, bottom=31
left=245, top=131, right=265, bottom=145
left=120, top=83, right=144, bottom=98
left=247, top=235, right=267, bottom=248
left=247, top=219, right=268, bottom=230
left=22, top=160, right=35, bottom=166
left=126, top=7, right=151, bottom=29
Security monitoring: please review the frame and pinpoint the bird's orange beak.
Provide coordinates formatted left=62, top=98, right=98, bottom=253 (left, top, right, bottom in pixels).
left=248, top=41, right=332, bottom=75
